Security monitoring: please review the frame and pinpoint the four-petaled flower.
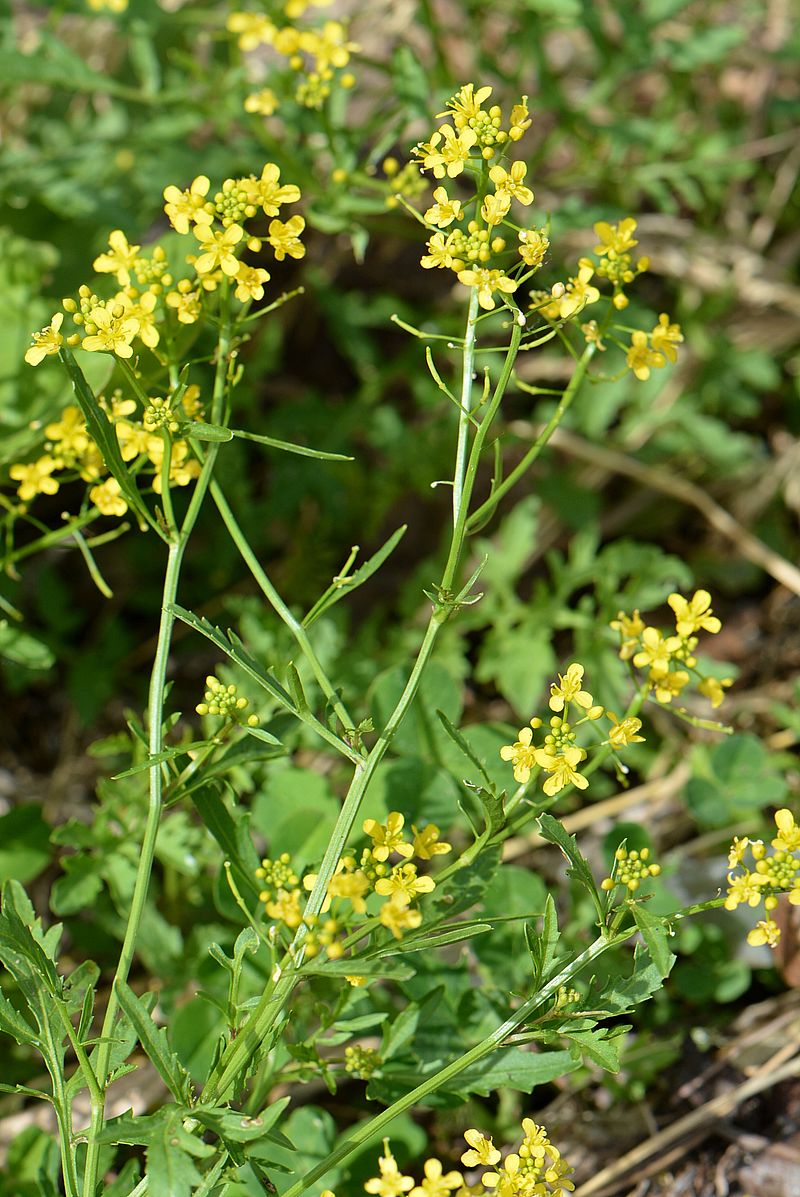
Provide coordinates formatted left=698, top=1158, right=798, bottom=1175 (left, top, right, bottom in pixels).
left=82, top=303, right=140, bottom=358
left=92, top=230, right=141, bottom=286
left=549, top=663, right=593, bottom=712
left=25, top=312, right=64, bottom=366
left=668, top=590, right=721, bottom=636
left=456, top=267, right=517, bottom=310
left=163, top=175, right=213, bottom=235
left=193, top=224, right=244, bottom=276
left=461, top=1129, right=501, bottom=1168
left=409, top=1158, right=463, bottom=1197
left=489, top=161, right=534, bottom=206
left=267, top=215, right=306, bottom=261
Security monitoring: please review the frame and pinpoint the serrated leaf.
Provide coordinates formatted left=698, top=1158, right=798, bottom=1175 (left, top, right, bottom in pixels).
left=526, top=893, right=561, bottom=990
left=191, top=1096, right=290, bottom=1146
left=115, top=982, right=192, bottom=1104
left=0, top=988, right=38, bottom=1046
left=561, top=1025, right=626, bottom=1072
left=537, top=813, right=603, bottom=913
left=594, top=943, right=675, bottom=1015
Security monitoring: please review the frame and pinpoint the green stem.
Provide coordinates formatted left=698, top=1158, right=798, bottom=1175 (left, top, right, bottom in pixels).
left=467, top=342, right=595, bottom=532
left=80, top=301, right=234, bottom=1197
left=452, top=289, right=480, bottom=526
left=282, top=932, right=627, bottom=1197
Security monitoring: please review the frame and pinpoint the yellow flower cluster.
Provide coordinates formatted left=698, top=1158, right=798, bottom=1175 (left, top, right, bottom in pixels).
left=600, top=845, right=661, bottom=894
left=626, top=313, right=684, bottom=381
left=500, top=663, right=641, bottom=797
left=345, top=1121, right=572, bottom=1197
left=725, top=810, right=800, bottom=948
left=611, top=590, right=732, bottom=707
left=254, top=811, right=451, bottom=955
left=228, top=3, right=357, bottom=111
left=413, top=84, right=537, bottom=310
left=7, top=387, right=205, bottom=513
left=196, top=675, right=259, bottom=726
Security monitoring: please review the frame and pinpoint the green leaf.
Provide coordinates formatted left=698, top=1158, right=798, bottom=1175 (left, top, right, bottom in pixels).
left=631, top=904, right=674, bottom=979
left=561, top=1024, right=626, bottom=1072
left=240, top=723, right=283, bottom=746
left=0, top=987, right=38, bottom=1046
left=101, top=1108, right=214, bottom=1197
left=111, top=741, right=212, bottom=779
left=526, top=894, right=561, bottom=990
left=299, top=957, right=415, bottom=980
left=185, top=421, right=234, bottom=442
left=436, top=710, right=497, bottom=792
left=0, top=620, right=55, bottom=671
left=0, top=806, right=51, bottom=884
left=191, top=1096, right=290, bottom=1148
left=593, top=943, right=674, bottom=1015
left=303, top=526, right=407, bottom=627
left=190, top=785, right=261, bottom=902
left=114, top=981, right=193, bottom=1104
left=232, top=427, right=353, bottom=461
left=685, top=733, right=787, bottom=828
left=59, top=347, right=154, bottom=530
left=372, top=920, right=492, bottom=957
left=537, top=813, right=603, bottom=913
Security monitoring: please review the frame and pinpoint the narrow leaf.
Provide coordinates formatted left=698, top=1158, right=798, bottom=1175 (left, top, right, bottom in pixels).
left=631, top=904, right=674, bottom=979
left=185, top=421, right=234, bottom=442
left=436, top=711, right=496, bottom=790
left=112, top=742, right=212, bottom=779
left=232, top=428, right=353, bottom=461
left=115, top=981, right=192, bottom=1104
left=304, top=525, right=407, bottom=627
left=537, top=813, right=603, bottom=914
left=526, top=893, right=560, bottom=990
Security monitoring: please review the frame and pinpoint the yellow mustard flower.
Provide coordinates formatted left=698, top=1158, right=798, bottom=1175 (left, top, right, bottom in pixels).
left=424, top=186, right=463, bottom=228
left=416, top=125, right=478, bottom=179
left=532, top=746, right=588, bottom=797
left=267, top=215, right=306, bottom=261
left=481, top=192, right=512, bottom=227
left=265, top=887, right=304, bottom=928
left=500, top=723, right=539, bottom=784
left=82, top=303, right=140, bottom=357
left=698, top=676, right=732, bottom=708
left=626, top=330, right=664, bottom=381
left=632, top=626, right=674, bottom=675
left=461, top=1129, right=501, bottom=1168
left=593, top=217, right=638, bottom=259
left=421, top=232, right=461, bottom=271
left=193, top=224, right=243, bottom=276
left=125, top=290, right=159, bottom=349
left=163, top=176, right=213, bottom=236
left=374, top=863, right=435, bottom=907
left=606, top=714, right=645, bottom=749
left=773, top=809, right=800, bottom=853
left=558, top=261, right=600, bottom=319
left=650, top=669, right=690, bottom=703
left=610, top=608, right=645, bottom=659
left=226, top=11, right=277, bottom=51
left=166, top=283, right=202, bottom=325
left=549, top=662, right=594, bottom=712
left=651, top=313, right=683, bottom=362
left=439, top=83, right=493, bottom=125
left=45, top=406, right=88, bottom=458
left=364, top=1141, right=415, bottom=1197
left=24, top=312, right=64, bottom=366
left=747, top=918, right=780, bottom=948
left=93, top=230, right=141, bottom=286
left=456, top=267, right=517, bottom=311
left=9, top=456, right=60, bottom=502
left=724, top=870, right=766, bottom=911
left=363, top=812, right=413, bottom=862
left=234, top=263, right=271, bottom=302
left=244, top=88, right=279, bottom=116
left=89, top=477, right=127, bottom=517
left=518, top=228, right=549, bottom=269
left=508, top=96, right=532, bottom=140
left=256, top=163, right=301, bottom=216
left=409, top=1159, right=463, bottom=1197
left=412, top=824, right=452, bottom=860
left=668, top=589, right=721, bottom=636
left=379, top=897, right=423, bottom=939
left=489, top=161, right=534, bottom=205
left=328, top=867, right=372, bottom=914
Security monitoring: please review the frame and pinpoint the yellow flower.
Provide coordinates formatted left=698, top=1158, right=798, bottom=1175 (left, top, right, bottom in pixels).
left=9, top=456, right=60, bottom=501
left=698, top=676, right=732, bottom=708
left=461, top=1129, right=501, bottom=1168
left=508, top=97, right=532, bottom=140
left=668, top=590, right=721, bottom=636
left=651, top=313, right=683, bottom=363
left=89, top=477, right=127, bottom=517
left=374, top=863, right=435, bottom=906
left=728, top=836, right=756, bottom=868
left=518, top=228, right=549, bottom=269
left=500, top=724, right=539, bottom=784
left=549, top=662, right=593, bottom=712
left=234, top=263, right=271, bottom=302
left=226, top=11, right=277, bottom=51
left=45, top=406, right=88, bottom=457
left=363, top=812, right=413, bottom=862
left=82, top=303, right=140, bottom=358
left=267, top=215, right=306, bottom=261
left=412, top=824, right=451, bottom=860
left=379, top=897, right=423, bottom=939
left=747, top=918, right=780, bottom=948
left=650, top=669, right=689, bottom=703
left=257, top=163, right=301, bottom=216
left=489, top=161, right=534, bottom=205
left=265, top=887, right=304, bottom=928
left=364, top=1140, right=415, bottom=1197
left=593, top=217, right=638, bottom=259
left=610, top=608, right=645, bottom=659
left=532, top=746, right=588, bottom=797
left=632, top=626, right=674, bottom=675
left=626, top=330, right=665, bottom=381
left=480, top=192, right=512, bottom=227
left=724, top=870, right=765, bottom=910
left=558, top=262, right=600, bottom=319
left=92, top=230, right=141, bottom=286
left=439, top=84, right=493, bottom=125
left=772, top=809, right=800, bottom=853
left=166, top=284, right=202, bottom=325
left=456, top=267, right=517, bottom=310
left=409, top=1159, right=463, bottom=1197
left=424, top=186, right=463, bottom=228
left=163, top=176, right=213, bottom=235
left=125, top=290, right=160, bottom=349
left=193, top=224, right=243, bottom=276
left=24, top=312, right=64, bottom=366
left=421, top=232, right=460, bottom=271
left=328, top=868, right=372, bottom=914
left=416, top=125, right=477, bottom=179
left=244, top=88, right=279, bottom=116
left=606, top=714, right=645, bottom=749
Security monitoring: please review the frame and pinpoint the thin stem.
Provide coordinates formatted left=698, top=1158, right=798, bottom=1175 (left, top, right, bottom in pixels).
left=467, top=342, right=595, bottom=532
left=452, top=288, right=480, bottom=526
left=281, top=932, right=628, bottom=1197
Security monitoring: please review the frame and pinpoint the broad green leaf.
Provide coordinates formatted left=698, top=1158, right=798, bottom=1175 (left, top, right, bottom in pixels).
left=631, top=904, right=674, bottom=979
left=561, top=1024, right=626, bottom=1072
left=0, top=620, right=55, bottom=671
left=593, top=943, right=674, bottom=1014
left=115, top=981, right=193, bottom=1104
left=0, top=805, right=51, bottom=884
left=685, top=733, right=787, bottom=828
